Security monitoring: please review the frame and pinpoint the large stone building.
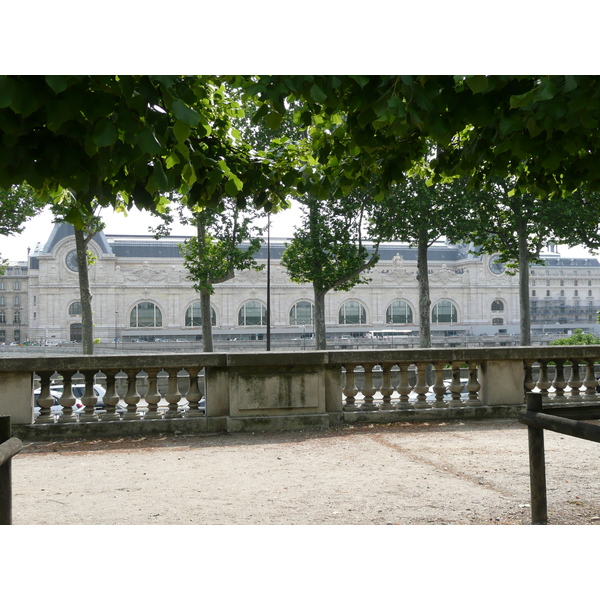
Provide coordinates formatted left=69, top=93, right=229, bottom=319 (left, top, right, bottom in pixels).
left=0, top=261, right=29, bottom=344
left=3, top=223, right=600, bottom=345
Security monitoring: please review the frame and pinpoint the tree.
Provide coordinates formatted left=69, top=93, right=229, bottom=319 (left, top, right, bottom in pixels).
left=449, top=179, right=600, bottom=345
left=179, top=200, right=264, bottom=352
left=0, top=76, right=299, bottom=354
left=369, top=176, right=471, bottom=348
left=0, top=183, right=46, bottom=271
left=281, top=190, right=380, bottom=350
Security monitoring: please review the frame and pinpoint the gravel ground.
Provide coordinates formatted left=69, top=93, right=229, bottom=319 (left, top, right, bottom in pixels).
left=10, top=419, right=600, bottom=525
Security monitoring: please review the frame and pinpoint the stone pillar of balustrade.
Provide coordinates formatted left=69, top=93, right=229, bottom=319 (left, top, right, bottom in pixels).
left=143, top=368, right=163, bottom=419
left=57, top=370, right=78, bottom=422
left=204, top=366, right=229, bottom=418
left=0, top=370, right=33, bottom=424
left=478, top=359, right=525, bottom=405
left=163, top=369, right=183, bottom=418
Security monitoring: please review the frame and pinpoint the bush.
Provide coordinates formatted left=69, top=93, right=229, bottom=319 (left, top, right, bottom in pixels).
left=550, top=329, right=600, bottom=346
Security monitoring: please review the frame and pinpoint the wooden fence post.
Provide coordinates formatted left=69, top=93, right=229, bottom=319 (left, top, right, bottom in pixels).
left=0, top=415, right=12, bottom=525
left=526, top=393, right=548, bottom=525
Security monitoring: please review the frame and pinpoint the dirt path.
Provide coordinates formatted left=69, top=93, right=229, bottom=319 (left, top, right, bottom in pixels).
left=10, top=419, right=600, bottom=525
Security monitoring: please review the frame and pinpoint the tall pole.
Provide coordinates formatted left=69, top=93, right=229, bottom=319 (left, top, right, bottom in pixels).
left=266, top=213, right=271, bottom=351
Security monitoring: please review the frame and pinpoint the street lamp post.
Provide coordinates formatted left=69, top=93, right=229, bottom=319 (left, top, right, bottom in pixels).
left=114, top=311, right=119, bottom=350
left=266, top=213, right=271, bottom=351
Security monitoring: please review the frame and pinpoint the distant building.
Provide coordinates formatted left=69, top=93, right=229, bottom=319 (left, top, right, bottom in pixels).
left=5, top=223, right=599, bottom=345
left=0, top=261, right=29, bottom=344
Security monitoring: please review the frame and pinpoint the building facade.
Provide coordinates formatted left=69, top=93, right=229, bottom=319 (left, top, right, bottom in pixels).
left=0, top=261, right=29, bottom=344
left=5, top=223, right=599, bottom=345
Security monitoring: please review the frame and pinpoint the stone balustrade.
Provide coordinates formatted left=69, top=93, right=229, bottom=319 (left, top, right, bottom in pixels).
left=1, top=346, right=600, bottom=438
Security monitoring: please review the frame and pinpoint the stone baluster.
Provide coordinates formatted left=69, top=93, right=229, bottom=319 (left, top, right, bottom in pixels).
left=78, top=370, right=99, bottom=421
left=379, top=363, right=396, bottom=410
left=102, top=369, right=122, bottom=420
left=183, top=368, right=203, bottom=416
left=360, top=364, right=378, bottom=411
left=524, top=361, right=536, bottom=394
left=413, top=362, right=431, bottom=409
left=583, top=359, right=598, bottom=401
left=342, top=364, right=359, bottom=411
left=448, top=362, right=465, bottom=407
left=164, top=368, right=182, bottom=418
left=396, top=363, right=412, bottom=410
left=35, top=370, right=55, bottom=423
left=123, top=370, right=141, bottom=419
left=567, top=359, right=582, bottom=400
left=142, top=369, right=162, bottom=419
left=431, top=362, right=448, bottom=408
left=536, top=361, right=552, bottom=402
left=465, top=362, right=482, bottom=407
left=57, top=370, right=78, bottom=422
left=551, top=360, right=567, bottom=403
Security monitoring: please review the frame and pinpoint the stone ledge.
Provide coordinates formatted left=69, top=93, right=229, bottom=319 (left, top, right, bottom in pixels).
left=12, top=416, right=228, bottom=442
left=342, top=405, right=525, bottom=424
left=226, top=414, right=332, bottom=433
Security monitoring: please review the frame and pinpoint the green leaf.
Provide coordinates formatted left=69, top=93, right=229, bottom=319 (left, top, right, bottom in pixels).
left=510, top=89, right=536, bottom=109
left=92, top=119, right=118, bottom=147
left=310, top=84, right=328, bottom=104
left=174, top=119, right=191, bottom=143
left=465, top=76, right=489, bottom=94
left=0, top=76, right=16, bottom=108
left=535, top=78, right=557, bottom=102
left=225, top=174, right=243, bottom=196
left=165, top=152, right=180, bottom=169
left=265, top=110, right=282, bottom=129
left=172, top=99, right=201, bottom=127
left=45, top=75, right=70, bottom=95
left=349, top=75, right=370, bottom=88
left=152, top=160, right=169, bottom=190
left=137, top=128, right=163, bottom=154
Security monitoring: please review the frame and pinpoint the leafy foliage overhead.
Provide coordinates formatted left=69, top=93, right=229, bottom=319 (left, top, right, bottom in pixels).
left=0, top=75, right=297, bottom=228
left=244, top=75, right=600, bottom=199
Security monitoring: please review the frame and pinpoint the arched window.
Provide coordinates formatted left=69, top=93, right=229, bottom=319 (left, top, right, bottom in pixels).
left=432, top=300, right=458, bottom=324
left=289, top=301, right=314, bottom=325
left=386, top=300, right=413, bottom=324
left=130, top=302, right=162, bottom=328
left=339, top=300, right=367, bottom=325
left=491, top=300, right=504, bottom=312
left=185, top=302, right=216, bottom=327
left=238, top=301, right=267, bottom=326
left=69, top=301, right=82, bottom=316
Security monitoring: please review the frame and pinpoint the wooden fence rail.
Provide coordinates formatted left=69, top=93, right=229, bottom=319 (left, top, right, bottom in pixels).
left=519, top=392, right=600, bottom=524
left=0, top=416, right=23, bottom=525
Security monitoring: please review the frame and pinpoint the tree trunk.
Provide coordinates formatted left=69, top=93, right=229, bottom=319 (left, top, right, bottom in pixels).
left=518, top=218, right=532, bottom=346
left=201, top=288, right=213, bottom=352
left=196, top=219, right=214, bottom=353
left=74, top=227, right=94, bottom=355
left=314, top=286, right=327, bottom=350
left=417, top=234, right=432, bottom=349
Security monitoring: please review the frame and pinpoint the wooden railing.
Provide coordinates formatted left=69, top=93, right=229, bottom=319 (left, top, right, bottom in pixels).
left=519, top=392, right=600, bottom=524
left=0, top=416, right=22, bottom=525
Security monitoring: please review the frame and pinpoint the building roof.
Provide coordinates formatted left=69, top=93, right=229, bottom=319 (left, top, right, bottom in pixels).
left=28, top=223, right=600, bottom=267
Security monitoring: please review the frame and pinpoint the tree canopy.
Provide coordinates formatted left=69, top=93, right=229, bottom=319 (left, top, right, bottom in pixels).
left=244, top=76, right=600, bottom=200
left=0, top=76, right=298, bottom=227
